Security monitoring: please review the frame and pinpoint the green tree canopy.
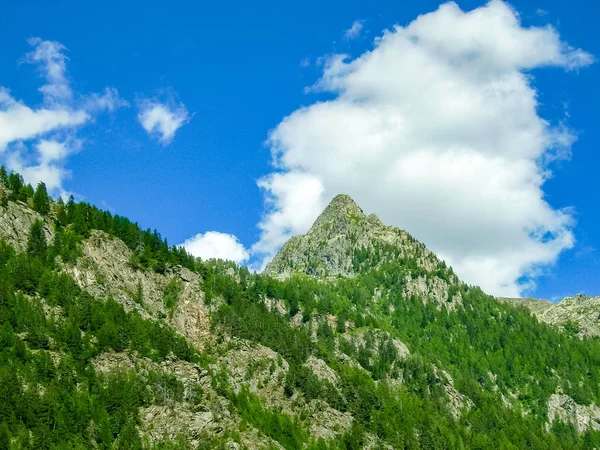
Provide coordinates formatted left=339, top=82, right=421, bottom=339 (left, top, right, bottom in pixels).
left=26, top=220, right=47, bottom=261
left=33, top=182, right=51, bottom=215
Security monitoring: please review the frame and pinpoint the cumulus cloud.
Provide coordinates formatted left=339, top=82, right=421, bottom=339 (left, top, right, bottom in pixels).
left=137, top=99, right=189, bottom=144
left=181, top=231, right=249, bottom=263
left=1, top=37, right=128, bottom=196
left=253, top=0, right=593, bottom=297
left=344, top=20, right=364, bottom=40
left=252, top=171, right=325, bottom=259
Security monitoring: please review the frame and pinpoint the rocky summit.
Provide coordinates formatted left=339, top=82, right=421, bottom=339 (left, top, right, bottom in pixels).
left=2, top=174, right=600, bottom=449
left=266, top=194, right=437, bottom=278
left=266, top=194, right=463, bottom=308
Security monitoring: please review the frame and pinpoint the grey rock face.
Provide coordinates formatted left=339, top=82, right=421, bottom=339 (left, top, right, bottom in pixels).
left=305, top=355, right=340, bottom=385
left=548, top=393, right=600, bottom=432
left=0, top=195, right=54, bottom=251
left=93, top=352, right=283, bottom=449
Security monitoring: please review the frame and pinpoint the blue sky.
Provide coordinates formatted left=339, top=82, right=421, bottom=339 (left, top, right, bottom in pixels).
left=1, top=0, right=599, bottom=299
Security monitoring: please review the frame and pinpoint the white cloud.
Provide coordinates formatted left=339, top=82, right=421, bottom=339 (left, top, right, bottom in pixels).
left=252, top=171, right=325, bottom=259
left=181, top=231, right=249, bottom=264
left=254, top=0, right=593, bottom=297
left=37, top=139, right=73, bottom=164
left=344, top=20, right=364, bottom=40
left=0, top=88, right=88, bottom=151
left=137, top=99, right=189, bottom=144
left=6, top=138, right=82, bottom=193
left=1, top=38, right=127, bottom=196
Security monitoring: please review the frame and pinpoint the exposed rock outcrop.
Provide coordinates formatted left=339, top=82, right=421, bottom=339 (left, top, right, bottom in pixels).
left=265, top=195, right=437, bottom=277
left=265, top=194, right=460, bottom=306
left=500, top=294, right=600, bottom=337
left=93, top=352, right=283, bottom=448
left=548, top=393, right=600, bottom=432
left=64, top=230, right=212, bottom=348
left=0, top=196, right=54, bottom=250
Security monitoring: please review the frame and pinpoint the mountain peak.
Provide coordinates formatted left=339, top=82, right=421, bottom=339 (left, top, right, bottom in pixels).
left=265, top=194, right=441, bottom=279
left=312, top=194, right=366, bottom=231
left=319, top=194, right=363, bottom=217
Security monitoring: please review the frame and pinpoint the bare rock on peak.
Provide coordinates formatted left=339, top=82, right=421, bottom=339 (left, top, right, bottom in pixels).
left=265, top=194, right=444, bottom=281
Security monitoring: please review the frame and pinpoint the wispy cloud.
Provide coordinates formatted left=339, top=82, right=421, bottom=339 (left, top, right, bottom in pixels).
left=85, top=87, right=130, bottom=113
left=344, top=20, right=364, bottom=40
left=24, top=37, right=72, bottom=104
left=1, top=37, right=128, bottom=196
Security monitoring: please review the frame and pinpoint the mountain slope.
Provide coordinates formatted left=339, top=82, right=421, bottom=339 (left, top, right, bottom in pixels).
left=2, top=174, right=600, bottom=449
left=266, top=194, right=462, bottom=307
left=501, top=294, right=600, bottom=338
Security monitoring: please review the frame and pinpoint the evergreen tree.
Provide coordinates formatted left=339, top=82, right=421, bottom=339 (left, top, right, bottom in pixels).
left=26, top=220, right=47, bottom=261
left=71, top=204, right=89, bottom=236
left=66, top=195, right=76, bottom=222
left=33, top=182, right=51, bottom=215
left=55, top=198, right=67, bottom=226
left=0, top=166, right=7, bottom=185
left=6, top=173, right=23, bottom=202
left=20, top=183, right=34, bottom=203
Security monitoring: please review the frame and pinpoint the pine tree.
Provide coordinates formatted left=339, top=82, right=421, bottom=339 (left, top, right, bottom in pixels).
left=55, top=197, right=67, bottom=226
left=71, top=204, right=89, bottom=236
left=20, top=184, right=33, bottom=202
left=33, top=182, right=51, bottom=215
left=0, top=166, right=7, bottom=185
left=26, top=220, right=47, bottom=261
left=66, top=195, right=75, bottom=222
left=6, top=173, right=22, bottom=201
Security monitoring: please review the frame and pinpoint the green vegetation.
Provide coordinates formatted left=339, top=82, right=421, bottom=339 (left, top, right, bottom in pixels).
left=32, top=182, right=51, bottom=216
left=206, top=258, right=600, bottom=449
left=0, top=220, right=197, bottom=448
left=0, top=168, right=197, bottom=273
left=163, top=278, right=183, bottom=316
left=2, top=166, right=600, bottom=448
left=233, top=388, right=307, bottom=449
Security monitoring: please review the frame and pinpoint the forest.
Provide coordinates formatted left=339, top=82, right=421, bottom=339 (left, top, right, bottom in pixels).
left=1, top=168, right=600, bottom=449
